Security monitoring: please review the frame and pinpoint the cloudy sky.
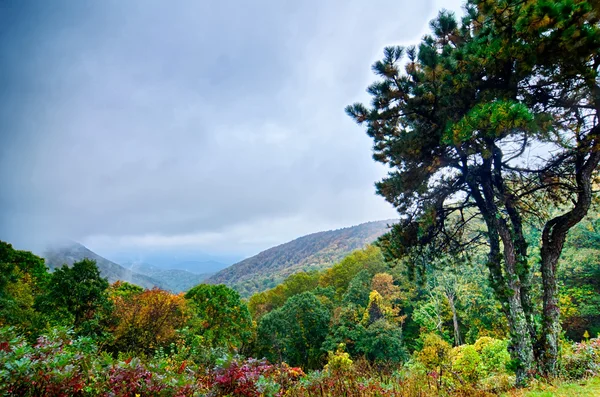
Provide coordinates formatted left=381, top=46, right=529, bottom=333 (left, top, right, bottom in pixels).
left=0, top=0, right=463, bottom=263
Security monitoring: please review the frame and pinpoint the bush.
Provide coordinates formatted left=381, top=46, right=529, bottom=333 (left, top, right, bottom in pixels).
left=451, top=345, right=481, bottom=383
left=211, top=357, right=304, bottom=397
left=416, top=333, right=451, bottom=374
left=474, top=337, right=511, bottom=377
left=0, top=327, right=89, bottom=396
left=561, top=337, right=600, bottom=379
left=324, top=343, right=353, bottom=374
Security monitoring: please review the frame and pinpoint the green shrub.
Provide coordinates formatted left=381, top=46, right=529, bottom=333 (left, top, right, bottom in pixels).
left=324, top=343, right=353, bottom=374
left=416, top=333, right=451, bottom=373
left=451, top=344, right=481, bottom=383
left=474, top=336, right=511, bottom=377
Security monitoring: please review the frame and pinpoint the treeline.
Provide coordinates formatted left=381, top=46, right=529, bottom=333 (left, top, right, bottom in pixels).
left=2, top=215, right=599, bottom=355
left=0, top=243, right=253, bottom=356
left=2, top=221, right=599, bottom=394
left=248, top=213, right=600, bottom=369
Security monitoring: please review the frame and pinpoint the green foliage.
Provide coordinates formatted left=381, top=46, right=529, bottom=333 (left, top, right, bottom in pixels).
left=0, top=241, right=49, bottom=336
left=558, top=215, right=600, bottom=341
left=451, top=345, right=482, bottom=383
left=185, top=284, right=253, bottom=350
left=474, top=337, right=511, bottom=377
left=323, top=343, right=353, bottom=374
left=248, top=271, right=320, bottom=320
left=322, top=306, right=368, bottom=358
left=209, top=221, right=392, bottom=296
left=38, top=259, right=111, bottom=337
left=319, top=245, right=387, bottom=299
left=356, top=319, right=406, bottom=364
left=416, top=333, right=451, bottom=374
left=257, top=292, right=330, bottom=369
left=256, top=307, right=289, bottom=363
left=342, top=270, right=372, bottom=308
left=108, top=281, right=143, bottom=299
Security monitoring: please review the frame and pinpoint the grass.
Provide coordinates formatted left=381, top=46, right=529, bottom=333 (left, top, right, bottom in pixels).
left=503, top=377, right=600, bottom=397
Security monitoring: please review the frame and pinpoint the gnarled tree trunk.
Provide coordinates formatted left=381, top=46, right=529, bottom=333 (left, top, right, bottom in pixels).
left=539, top=144, right=600, bottom=376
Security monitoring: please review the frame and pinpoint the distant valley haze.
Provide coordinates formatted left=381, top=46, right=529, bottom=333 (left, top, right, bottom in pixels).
left=0, top=0, right=463, bottom=260
left=41, top=219, right=394, bottom=294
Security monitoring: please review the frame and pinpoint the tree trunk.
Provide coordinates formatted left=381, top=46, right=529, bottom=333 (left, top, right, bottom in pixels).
left=498, top=221, right=535, bottom=385
left=539, top=243, right=561, bottom=377
left=447, top=293, right=462, bottom=346
left=469, top=171, right=536, bottom=385
left=538, top=141, right=600, bottom=375
left=506, top=287, right=535, bottom=385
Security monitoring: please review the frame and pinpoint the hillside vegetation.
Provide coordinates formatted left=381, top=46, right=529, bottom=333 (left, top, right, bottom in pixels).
left=2, top=0, right=600, bottom=395
left=43, top=241, right=165, bottom=290
left=206, top=220, right=394, bottom=296
left=1, top=212, right=599, bottom=395
left=126, top=262, right=213, bottom=293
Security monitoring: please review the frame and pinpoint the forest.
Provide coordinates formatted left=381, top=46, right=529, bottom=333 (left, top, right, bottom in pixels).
left=1, top=212, right=600, bottom=396
left=2, top=0, right=600, bottom=395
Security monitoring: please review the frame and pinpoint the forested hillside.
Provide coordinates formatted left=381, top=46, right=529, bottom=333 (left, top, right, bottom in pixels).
left=1, top=213, right=599, bottom=395
left=44, top=242, right=212, bottom=293
left=125, top=261, right=213, bottom=293
left=206, top=220, right=394, bottom=296
left=2, top=0, right=600, bottom=396
left=43, top=241, right=165, bottom=290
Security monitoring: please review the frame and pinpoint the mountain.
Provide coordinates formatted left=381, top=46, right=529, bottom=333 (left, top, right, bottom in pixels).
left=107, top=251, right=234, bottom=273
left=124, top=261, right=212, bottom=293
left=171, top=260, right=228, bottom=273
left=206, top=220, right=395, bottom=296
left=43, top=241, right=165, bottom=290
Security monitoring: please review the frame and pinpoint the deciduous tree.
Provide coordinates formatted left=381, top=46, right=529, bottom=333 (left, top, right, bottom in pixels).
left=39, top=259, right=111, bottom=336
left=185, top=284, right=253, bottom=350
left=110, top=287, right=187, bottom=355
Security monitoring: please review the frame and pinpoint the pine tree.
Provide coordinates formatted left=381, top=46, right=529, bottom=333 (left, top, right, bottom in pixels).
left=348, top=0, right=600, bottom=383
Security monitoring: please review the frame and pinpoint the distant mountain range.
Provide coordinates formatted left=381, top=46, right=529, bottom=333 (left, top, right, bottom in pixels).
left=205, top=220, right=394, bottom=296
left=42, top=220, right=395, bottom=296
left=105, top=250, right=233, bottom=274
left=121, top=261, right=213, bottom=293
left=43, top=242, right=212, bottom=293
left=43, top=242, right=165, bottom=290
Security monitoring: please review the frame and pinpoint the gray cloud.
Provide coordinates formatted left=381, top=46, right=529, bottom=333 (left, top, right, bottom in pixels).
left=0, top=0, right=463, bottom=259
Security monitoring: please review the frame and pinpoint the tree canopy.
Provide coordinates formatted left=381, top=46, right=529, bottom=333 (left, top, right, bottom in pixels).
left=347, top=0, right=600, bottom=383
left=39, top=258, right=111, bottom=336
left=185, top=284, right=253, bottom=350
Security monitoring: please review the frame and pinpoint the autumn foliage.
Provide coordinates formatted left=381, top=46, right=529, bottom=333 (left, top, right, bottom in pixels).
left=109, top=286, right=188, bottom=355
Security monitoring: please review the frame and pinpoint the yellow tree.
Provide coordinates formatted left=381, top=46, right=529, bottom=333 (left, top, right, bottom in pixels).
left=110, top=287, right=188, bottom=355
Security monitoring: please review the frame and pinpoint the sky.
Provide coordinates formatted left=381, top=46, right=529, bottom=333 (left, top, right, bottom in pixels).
left=0, top=0, right=464, bottom=265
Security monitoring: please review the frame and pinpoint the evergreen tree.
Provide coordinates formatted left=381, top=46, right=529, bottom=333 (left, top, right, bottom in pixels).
left=348, top=0, right=600, bottom=382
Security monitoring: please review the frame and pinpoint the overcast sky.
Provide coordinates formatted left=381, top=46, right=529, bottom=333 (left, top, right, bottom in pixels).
left=0, top=0, right=463, bottom=262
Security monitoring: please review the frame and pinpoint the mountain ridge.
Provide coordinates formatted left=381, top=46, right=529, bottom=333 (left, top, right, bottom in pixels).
left=43, top=242, right=212, bottom=292
left=43, top=242, right=165, bottom=290
left=206, top=219, right=395, bottom=296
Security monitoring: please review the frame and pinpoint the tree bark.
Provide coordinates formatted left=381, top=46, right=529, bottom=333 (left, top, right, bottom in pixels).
left=539, top=146, right=600, bottom=376
left=447, top=293, right=462, bottom=346
left=469, top=162, right=537, bottom=384
left=539, top=243, right=561, bottom=377
left=498, top=222, right=535, bottom=385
